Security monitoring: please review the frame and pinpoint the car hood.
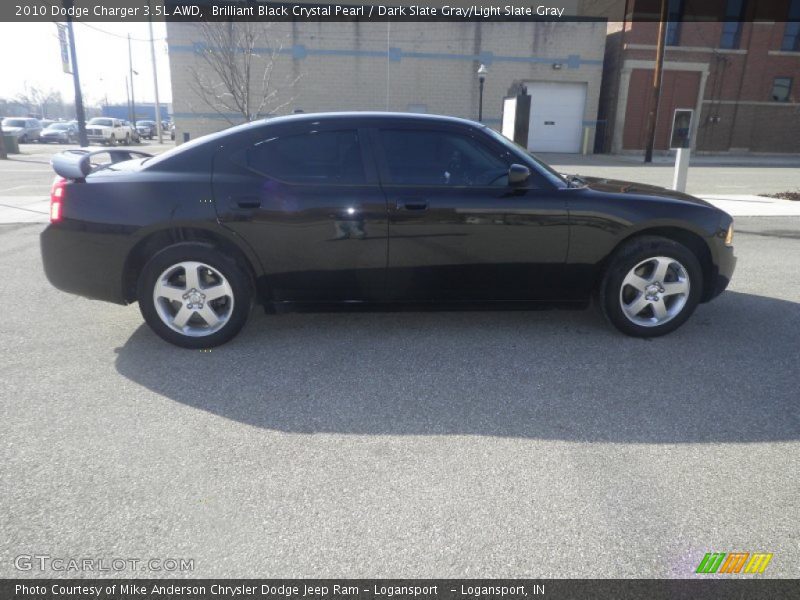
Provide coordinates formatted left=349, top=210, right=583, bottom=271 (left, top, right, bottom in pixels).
left=577, top=175, right=714, bottom=208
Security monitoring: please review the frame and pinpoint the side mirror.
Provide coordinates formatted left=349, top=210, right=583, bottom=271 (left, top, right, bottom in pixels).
left=508, top=164, right=530, bottom=185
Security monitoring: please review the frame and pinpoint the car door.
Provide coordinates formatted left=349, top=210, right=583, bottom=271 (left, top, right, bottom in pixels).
left=374, top=125, right=569, bottom=302
left=213, top=123, right=388, bottom=302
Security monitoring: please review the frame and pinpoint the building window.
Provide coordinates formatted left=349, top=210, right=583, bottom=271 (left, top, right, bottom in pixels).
left=720, top=0, right=746, bottom=49
left=782, top=0, right=800, bottom=51
left=771, top=77, right=792, bottom=102
left=665, top=0, right=685, bottom=46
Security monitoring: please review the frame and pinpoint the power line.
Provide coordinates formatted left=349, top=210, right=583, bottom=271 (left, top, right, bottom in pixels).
left=76, top=21, right=166, bottom=43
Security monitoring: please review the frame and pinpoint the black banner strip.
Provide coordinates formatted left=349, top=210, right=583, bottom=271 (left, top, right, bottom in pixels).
left=4, top=1, right=800, bottom=23
left=3, top=579, right=800, bottom=600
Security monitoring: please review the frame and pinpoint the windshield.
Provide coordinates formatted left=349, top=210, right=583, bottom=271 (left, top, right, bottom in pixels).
left=483, top=126, right=568, bottom=186
left=88, top=118, right=113, bottom=127
left=3, top=119, right=26, bottom=128
left=137, top=121, right=154, bottom=126
left=48, top=123, right=71, bottom=130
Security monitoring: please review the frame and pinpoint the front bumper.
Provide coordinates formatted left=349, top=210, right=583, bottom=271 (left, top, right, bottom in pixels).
left=707, top=243, right=736, bottom=301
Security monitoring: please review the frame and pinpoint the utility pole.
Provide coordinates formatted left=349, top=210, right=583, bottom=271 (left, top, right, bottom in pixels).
left=128, top=34, right=137, bottom=126
left=643, top=0, right=668, bottom=163
left=125, top=76, right=132, bottom=122
left=64, top=0, right=88, bottom=147
left=148, top=3, right=163, bottom=143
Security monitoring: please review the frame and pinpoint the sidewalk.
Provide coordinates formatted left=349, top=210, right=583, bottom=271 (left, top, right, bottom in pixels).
left=0, top=197, right=50, bottom=223
left=1, top=147, right=798, bottom=224
left=540, top=152, right=800, bottom=168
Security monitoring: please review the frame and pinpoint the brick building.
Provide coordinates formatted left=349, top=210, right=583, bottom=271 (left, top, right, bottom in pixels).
left=599, top=0, right=800, bottom=154
left=166, top=2, right=615, bottom=152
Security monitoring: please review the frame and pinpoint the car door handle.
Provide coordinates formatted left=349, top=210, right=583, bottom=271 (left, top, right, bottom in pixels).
left=230, top=196, right=261, bottom=210
left=396, top=199, right=428, bottom=211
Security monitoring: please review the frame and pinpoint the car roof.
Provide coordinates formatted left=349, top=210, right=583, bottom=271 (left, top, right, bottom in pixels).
left=226, top=111, right=483, bottom=135
left=144, top=112, right=489, bottom=171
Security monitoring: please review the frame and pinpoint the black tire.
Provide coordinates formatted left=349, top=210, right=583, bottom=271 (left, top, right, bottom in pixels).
left=599, top=235, right=703, bottom=337
left=19, top=135, right=27, bottom=143
left=137, top=243, right=253, bottom=348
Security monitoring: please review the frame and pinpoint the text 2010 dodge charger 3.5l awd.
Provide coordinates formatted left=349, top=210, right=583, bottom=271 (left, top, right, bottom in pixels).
left=41, top=113, right=736, bottom=348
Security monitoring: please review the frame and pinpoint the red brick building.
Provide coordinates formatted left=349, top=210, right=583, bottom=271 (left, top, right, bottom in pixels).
left=598, top=0, right=800, bottom=154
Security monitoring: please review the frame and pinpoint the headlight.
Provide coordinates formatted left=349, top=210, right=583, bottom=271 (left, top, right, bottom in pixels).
left=725, top=223, right=734, bottom=246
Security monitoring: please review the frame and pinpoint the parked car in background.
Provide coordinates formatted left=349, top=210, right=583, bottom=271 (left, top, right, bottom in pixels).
left=86, top=117, right=135, bottom=145
left=40, top=119, right=54, bottom=129
left=123, top=121, right=141, bottom=143
left=40, top=122, right=78, bottom=144
left=135, top=120, right=157, bottom=139
left=2, top=117, right=42, bottom=142
left=169, top=122, right=175, bottom=140
left=41, top=112, right=736, bottom=348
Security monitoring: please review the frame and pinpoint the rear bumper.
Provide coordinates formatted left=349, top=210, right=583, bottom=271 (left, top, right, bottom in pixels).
left=40, top=225, right=129, bottom=304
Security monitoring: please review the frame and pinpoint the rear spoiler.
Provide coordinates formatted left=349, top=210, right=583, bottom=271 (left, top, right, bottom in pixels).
left=51, top=149, right=153, bottom=180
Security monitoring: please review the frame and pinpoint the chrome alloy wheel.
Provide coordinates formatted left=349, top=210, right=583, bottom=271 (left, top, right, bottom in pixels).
left=619, top=256, right=690, bottom=327
left=152, top=261, right=234, bottom=337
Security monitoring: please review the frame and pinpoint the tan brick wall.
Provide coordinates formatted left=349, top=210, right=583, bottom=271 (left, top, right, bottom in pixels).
left=166, top=20, right=606, bottom=151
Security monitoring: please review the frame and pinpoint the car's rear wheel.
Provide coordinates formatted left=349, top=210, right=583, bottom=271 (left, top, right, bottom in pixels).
left=137, top=243, right=252, bottom=348
left=600, top=236, right=703, bottom=337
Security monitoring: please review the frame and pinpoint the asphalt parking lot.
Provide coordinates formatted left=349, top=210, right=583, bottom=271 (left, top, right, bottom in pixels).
left=1, top=212, right=798, bottom=577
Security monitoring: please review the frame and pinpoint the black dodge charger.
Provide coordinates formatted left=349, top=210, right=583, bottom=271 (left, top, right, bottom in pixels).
left=41, top=112, right=736, bottom=348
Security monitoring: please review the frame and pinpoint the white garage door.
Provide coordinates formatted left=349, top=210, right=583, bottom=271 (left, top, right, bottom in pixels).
left=526, top=81, right=587, bottom=153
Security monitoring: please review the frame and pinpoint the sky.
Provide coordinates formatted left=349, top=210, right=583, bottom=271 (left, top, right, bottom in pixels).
left=0, top=22, right=172, bottom=107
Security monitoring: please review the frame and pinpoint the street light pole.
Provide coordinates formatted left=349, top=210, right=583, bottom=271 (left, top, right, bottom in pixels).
left=64, top=0, right=88, bottom=147
left=125, top=76, right=132, bottom=122
left=148, top=2, right=163, bottom=143
left=477, top=64, right=488, bottom=122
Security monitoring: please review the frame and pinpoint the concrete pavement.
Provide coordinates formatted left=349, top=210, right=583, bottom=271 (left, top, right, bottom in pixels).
left=1, top=218, right=798, bottom=577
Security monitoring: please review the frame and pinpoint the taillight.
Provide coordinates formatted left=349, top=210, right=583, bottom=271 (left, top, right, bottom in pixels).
left=50, top=177, right=66, bottom=223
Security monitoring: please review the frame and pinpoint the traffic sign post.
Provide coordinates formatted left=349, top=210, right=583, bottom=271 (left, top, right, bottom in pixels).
left=670, top=109, right=693, bottom=192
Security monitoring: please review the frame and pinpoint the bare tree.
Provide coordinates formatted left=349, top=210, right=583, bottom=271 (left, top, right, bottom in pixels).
left=188, top=22, right=299, bottom=125
left=17, top=87, right=63, bottom=119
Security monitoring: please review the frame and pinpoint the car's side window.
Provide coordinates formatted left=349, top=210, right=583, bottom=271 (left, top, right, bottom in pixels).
left=378, top=129, right=511, bottom=186
left=245, top=130, right=365, bottom=185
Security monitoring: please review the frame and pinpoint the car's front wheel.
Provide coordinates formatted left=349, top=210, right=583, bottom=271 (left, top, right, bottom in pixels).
left=600, top=236, right=703, bottom=337
left=137, top=243, right=253, bottom=348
